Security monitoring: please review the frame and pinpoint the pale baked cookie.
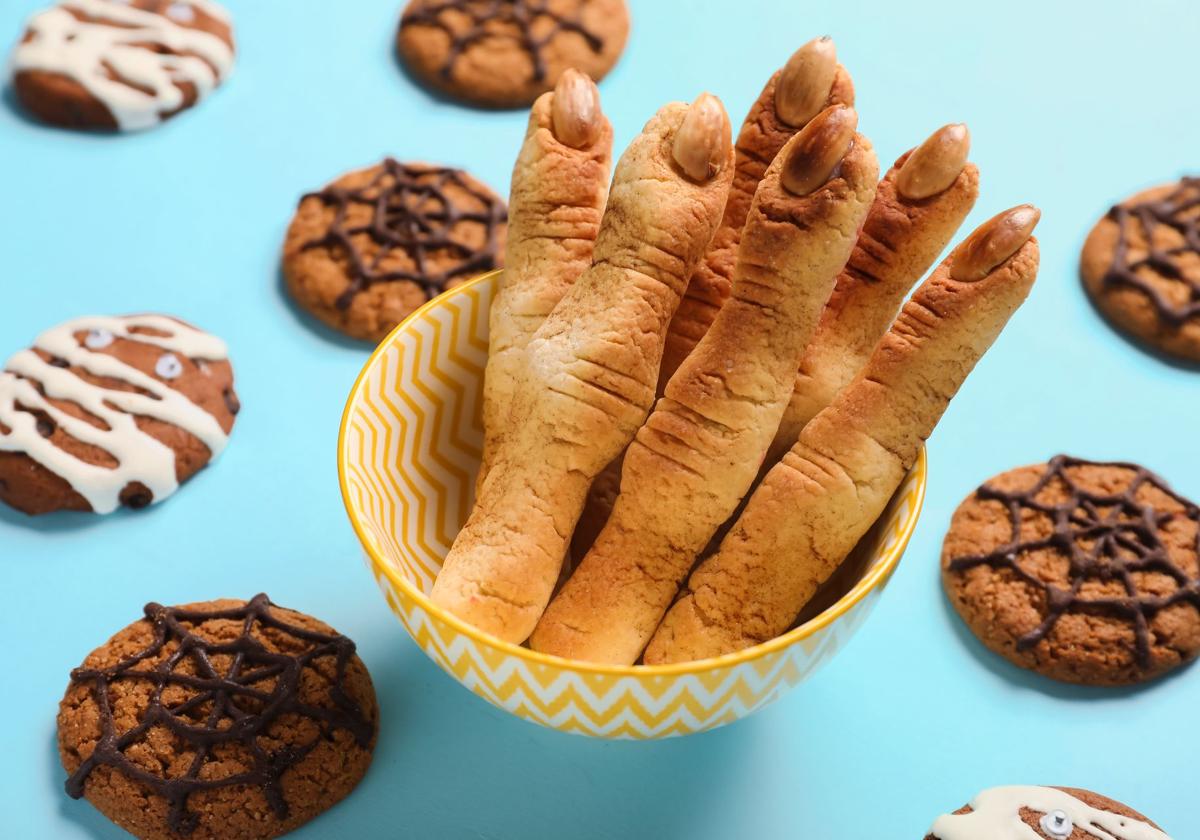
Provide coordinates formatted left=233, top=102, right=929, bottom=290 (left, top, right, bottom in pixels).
left=531, top=106, right=879, bottom=665
left=396, top=0, right=630, bottom=108
left=283, top=159, right=508, bottom=343
left=1081, top=178, right=1200, bottom=361
left=10, top=0, right=235, bottom=131
left=431, top=94, right=734, bottom=643
left=0, top=314, right=238, bottom=516
left=942, top=456, right=1200, bottom=686
left=926, top=786, right=1170, bottom=840
left=645, top=206, right=1041, bottom=664
left=58, top=595, right=378, bottom=840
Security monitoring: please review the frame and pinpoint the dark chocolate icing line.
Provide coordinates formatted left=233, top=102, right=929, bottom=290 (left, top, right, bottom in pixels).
left=65, top=594, right=375, bottom=837
left=300, top=158, right=506, bottom=310
left=947, top=455, right=1200, bottom=670
left=1103, top=176, right=1200, bottom=326
left=400, top=0, right=604, bottom=83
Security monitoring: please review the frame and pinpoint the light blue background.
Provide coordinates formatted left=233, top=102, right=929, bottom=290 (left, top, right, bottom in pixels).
left=2, top=1, right=1197, bottom=837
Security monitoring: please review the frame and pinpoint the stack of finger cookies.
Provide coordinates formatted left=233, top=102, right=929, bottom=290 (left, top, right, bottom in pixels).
left=429, top=36, right=1046, bottom=671
left=4, top=0, right=1193, bottom=835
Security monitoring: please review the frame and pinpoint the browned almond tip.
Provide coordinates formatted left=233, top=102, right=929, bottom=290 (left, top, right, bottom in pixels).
left=775, top=36, right=838, bottom=127
left=780, top=104, right=857, bottom=196
left=551, top=68, right=602, bottom=149
left=672, top=92, right=732, bottom=182
left=949, top=204, right=1041, bottom=281
left=896, top=123, right=971, bottom=200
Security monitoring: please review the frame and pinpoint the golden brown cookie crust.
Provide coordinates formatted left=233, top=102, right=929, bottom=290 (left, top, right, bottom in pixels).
left=1081, top=179, right=1200, bottom=362
left=396, top=0, right=629, bottom=108
left=57, top=596, right=378, bottom=840
left=924, top=787, right=1163, bottom=839
left=942, top=456, right=1200, bottom=686
left=283, top=159, right=507, bottom=343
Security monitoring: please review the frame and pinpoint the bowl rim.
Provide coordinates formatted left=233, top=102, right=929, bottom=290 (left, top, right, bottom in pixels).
left=338, top=270, right=927, bottom=677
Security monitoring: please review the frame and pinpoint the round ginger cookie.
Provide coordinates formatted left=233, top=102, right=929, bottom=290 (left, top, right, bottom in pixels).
left=284, top=159, right=507, bottom=343
left=941, top=456, right=1200, bottom=686
left=58, top=595, right=378, bottom=840
left=11, top=0, right=235, bottom=132
left=397, top=0, right=629, bottom=108
left=0, top=314, right=239, bottom=516
left=925, top=786, right=1169, bottom=839
left=1081, top=177, right=1200, bottom=362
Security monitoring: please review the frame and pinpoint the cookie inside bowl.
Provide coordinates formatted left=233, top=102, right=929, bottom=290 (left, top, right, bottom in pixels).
left=339, top=272, right=924, bottom=737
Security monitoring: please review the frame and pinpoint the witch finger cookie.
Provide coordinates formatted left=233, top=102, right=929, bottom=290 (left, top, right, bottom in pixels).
left=397, top=0, right=630, bottom=108
left=10, top=0, right=235, bottom=131
left=283, top=159, right=508, bottom=342
left=926, top=786, right=1171, bottom=839
left=1081, top=177, right=1200, bottom=362
left=0, top=314, right=238, bottom=515
left=942, top=456, right=1200, bottom=686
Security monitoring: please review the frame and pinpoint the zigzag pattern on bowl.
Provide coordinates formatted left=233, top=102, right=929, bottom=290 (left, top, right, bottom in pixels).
left=340, top=273, right=926, bottom=739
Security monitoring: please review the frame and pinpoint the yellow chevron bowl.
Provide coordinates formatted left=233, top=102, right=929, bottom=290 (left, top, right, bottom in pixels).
left=338, top=270, right=927, bottom=739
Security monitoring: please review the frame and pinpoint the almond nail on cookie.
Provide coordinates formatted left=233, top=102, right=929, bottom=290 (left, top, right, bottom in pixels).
left=644, top=205, right=1041, bottom=664
left=431, top=95, right=735, bottom=643
left=768, top=123, right=979, bottom=462
left=477, top=70, right=613, bottom=491
left=530, top=107, right=878, bottom=664
left=659, top=37, right=856, bottom=389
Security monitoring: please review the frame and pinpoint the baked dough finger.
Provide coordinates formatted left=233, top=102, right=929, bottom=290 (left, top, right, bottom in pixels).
left=645, top=205, right=1041, bottom=664
left=531, top=107, right=878, bottom=664
left=478, top=70, right=612, bottom=491
left=431, top=94, right=735, bottom=643
left=570, top=37, right=855, bottom=559
left=768, top=123, right=977, bottom=461
left=658, top=36, right=855, bottom=389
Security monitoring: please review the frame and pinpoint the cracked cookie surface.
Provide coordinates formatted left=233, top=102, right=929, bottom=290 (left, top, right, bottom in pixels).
left=942, top=456, right=1200, bottom=686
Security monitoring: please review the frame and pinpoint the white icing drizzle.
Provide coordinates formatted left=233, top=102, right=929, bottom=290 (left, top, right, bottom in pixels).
left=0, top=315, right=231, bottom=514
left=11, top=0, right=234, bottom=131
left=930, top=786, right=1172, bottom=840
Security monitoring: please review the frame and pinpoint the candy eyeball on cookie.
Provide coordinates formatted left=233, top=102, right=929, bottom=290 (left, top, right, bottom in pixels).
left=84, top=328, right=114, bottom=350
left=166, top=1, right=196, bottom=23
left=155, top=353, right=184, bottom=380
left=1040, top=810, right=1073, bottom=839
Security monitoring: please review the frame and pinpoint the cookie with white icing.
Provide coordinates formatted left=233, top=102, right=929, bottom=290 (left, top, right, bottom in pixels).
left=10, top=0, right=235, bottom=131
left=926, top=786, right=1171, bottom=840
left=0, top=315, right=238, bottom=515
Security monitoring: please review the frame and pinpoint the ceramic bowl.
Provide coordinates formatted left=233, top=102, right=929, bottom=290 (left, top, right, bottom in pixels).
left=338, top=271, right=926, bottom=738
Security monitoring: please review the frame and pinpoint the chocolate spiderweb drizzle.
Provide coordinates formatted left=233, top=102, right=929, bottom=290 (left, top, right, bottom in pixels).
left=948, top=456, right=1200, bottom=669
left=1103, top=177, right=1200, bottom=326
left=301, top=159, right=506, bottom=310
left=65, top=595, right=375, bottom=836
left=401, top=0, right=604, bottom=82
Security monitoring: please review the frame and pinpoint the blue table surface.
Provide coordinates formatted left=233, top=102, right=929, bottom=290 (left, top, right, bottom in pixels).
left=2, top=1, right=1197, bottom=837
